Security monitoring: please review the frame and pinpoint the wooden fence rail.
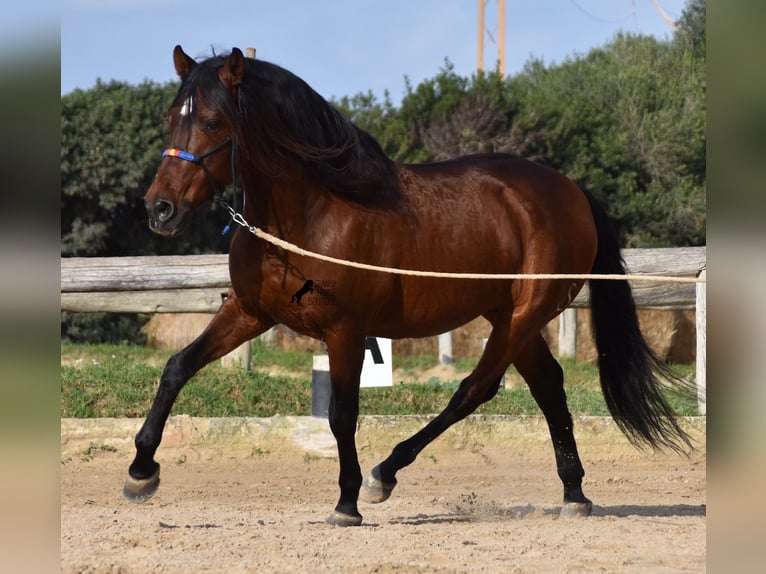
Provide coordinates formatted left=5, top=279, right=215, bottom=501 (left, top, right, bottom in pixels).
left=61, top=247, right=706, bottom=413
left=61, top=247, right=705, bottom=312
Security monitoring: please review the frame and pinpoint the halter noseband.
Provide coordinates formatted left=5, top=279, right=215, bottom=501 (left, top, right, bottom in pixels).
left=161, top=137, right=242, bottom=234
left=162, top=136, right=233, bottom=191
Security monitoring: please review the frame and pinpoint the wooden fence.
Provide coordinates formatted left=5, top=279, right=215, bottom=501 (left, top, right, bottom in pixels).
left=61, top=247, right=706, bottom=412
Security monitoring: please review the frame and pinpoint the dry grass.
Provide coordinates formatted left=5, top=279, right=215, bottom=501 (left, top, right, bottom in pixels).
left=141, top=310, right=697, bottom=365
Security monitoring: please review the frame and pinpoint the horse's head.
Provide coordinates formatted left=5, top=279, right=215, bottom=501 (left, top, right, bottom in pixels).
left=145, top=45, right=245, bottom=237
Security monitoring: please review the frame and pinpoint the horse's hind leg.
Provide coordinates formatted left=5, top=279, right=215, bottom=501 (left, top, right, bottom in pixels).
left=123, top=292, right=273, bottom=503
left=360, top=317, right=515, bottom=504
left=514, top=333, right=592, bottom=517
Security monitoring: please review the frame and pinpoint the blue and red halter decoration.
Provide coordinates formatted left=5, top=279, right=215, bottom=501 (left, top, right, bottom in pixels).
left=162, top=148, right=200, bottom=163
left=161, top=136, right=232, bottom=166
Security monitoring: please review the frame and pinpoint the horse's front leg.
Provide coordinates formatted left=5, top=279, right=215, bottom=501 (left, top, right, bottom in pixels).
left=123, top=292, right=273, bottom=503
left=324, top=331, right=366, bottom=526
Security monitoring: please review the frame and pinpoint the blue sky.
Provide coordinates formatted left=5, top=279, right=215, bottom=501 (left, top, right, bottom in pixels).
left=60, top=0, right=686, bottom=102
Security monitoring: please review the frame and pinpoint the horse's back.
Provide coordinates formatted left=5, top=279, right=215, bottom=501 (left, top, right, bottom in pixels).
left=399, top=153, right=597, bottom=272
left=403, top=153, right=589, bottom=220
left=348, top=153, right=599, bottom=337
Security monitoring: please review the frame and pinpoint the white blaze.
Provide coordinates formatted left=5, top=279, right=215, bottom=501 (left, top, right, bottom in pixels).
left=180, top=96, right=194, bottom=116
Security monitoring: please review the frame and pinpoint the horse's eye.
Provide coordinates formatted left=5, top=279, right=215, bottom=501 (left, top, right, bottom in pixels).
left=203, top=119, right=222, bottom=132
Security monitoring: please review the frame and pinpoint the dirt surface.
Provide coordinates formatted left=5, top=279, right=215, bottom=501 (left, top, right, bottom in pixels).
left=61, top=416, right=706, bottom=573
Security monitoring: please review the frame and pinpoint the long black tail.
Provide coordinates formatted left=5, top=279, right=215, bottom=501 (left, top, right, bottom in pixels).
left=583, top=189, right=692, bottom=453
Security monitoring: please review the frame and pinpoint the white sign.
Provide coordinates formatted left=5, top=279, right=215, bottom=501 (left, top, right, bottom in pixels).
left=360, top=337, right=393, bottom=388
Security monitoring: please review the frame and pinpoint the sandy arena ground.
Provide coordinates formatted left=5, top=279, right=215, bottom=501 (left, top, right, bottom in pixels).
left=61, top=415, right=706, bottom=573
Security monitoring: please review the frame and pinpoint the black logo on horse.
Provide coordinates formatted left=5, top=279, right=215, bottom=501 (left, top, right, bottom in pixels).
left=291, top=280, right=314, bottom=306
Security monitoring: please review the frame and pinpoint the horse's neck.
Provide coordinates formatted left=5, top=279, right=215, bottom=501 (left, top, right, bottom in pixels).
left=243, top=174, right=326, bottom=239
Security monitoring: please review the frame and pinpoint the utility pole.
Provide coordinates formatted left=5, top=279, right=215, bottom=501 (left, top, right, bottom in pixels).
left=650, top=0, right=677, bottom=32
left=477, top=0, right=506, bottom=75
left=477, top=0, right=485, bottom=71
left=498, top=0, right=506, bottom=76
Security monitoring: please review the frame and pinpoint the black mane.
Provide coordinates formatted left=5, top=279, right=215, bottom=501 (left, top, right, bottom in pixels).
left=174, top=52, right=403, bottom=209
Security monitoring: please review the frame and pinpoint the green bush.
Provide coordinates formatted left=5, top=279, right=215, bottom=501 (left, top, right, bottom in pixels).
left=61, top=312, right=149, bottom=345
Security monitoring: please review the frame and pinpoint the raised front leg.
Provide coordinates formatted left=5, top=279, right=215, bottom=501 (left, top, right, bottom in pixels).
left=514, top=334, right=592, bottom=517
left=123, top=292, right=273, bottom=503
left=324, top=331, right=366, bottom=526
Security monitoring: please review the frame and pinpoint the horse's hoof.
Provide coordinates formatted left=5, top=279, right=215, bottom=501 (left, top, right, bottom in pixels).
left=359, top=473, right=396, bottom=504
left=325, top=511, right=363, bottom=527
left=559, top=500, right=593, bottom=517
left=122, top=468, right=160, bottom=503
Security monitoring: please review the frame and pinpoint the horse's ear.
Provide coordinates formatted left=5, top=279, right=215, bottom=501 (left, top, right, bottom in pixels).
left=219, top=47, right=245, bottom=91
left=173, top=45, right=197, bottom=80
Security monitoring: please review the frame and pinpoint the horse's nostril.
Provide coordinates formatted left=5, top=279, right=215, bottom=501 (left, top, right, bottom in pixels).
left=155, top=200, right=175, bottom=222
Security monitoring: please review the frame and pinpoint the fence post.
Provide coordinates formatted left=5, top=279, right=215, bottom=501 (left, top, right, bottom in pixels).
left=220, top=294, right=252, bottom=370
left=221, top=343, right=251, bottom=370
left=221, top=341, right=253, bottom=371
left=221, top=46, right=258, bottom=371
left=311, top=355, right=331, bottom=418
left=438, top=332, right=454, bottom=365
left=558, top=307, right=577, bottom=359
left=695, top=269, right=706, bottom=415
left=259, top=326, right=276, bottom=346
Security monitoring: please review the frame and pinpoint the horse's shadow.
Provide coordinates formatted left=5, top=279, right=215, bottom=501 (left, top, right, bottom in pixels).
left=591, top=503, right=706, bottom=518
left=388, top=513, right=476, bottom=526
left=385, top=504, right=706, bottom=525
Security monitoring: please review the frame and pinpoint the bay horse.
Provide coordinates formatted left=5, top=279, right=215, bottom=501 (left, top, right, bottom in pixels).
left=125, top=46, right=692, bottom=526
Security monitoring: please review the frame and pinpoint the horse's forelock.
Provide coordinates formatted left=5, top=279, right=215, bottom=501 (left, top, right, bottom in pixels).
left=170, top=54, right=242, bottom=133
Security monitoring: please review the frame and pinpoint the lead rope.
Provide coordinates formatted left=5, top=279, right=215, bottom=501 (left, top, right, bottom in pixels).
left=214, top=196, right=705, bottom=284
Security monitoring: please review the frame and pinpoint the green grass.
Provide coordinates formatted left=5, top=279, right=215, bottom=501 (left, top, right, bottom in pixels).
left=61, top=342, right=698, bottom=418
left=251, top=343, right=314, bottom=372
left=61, top=351, right=312, bottom=418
